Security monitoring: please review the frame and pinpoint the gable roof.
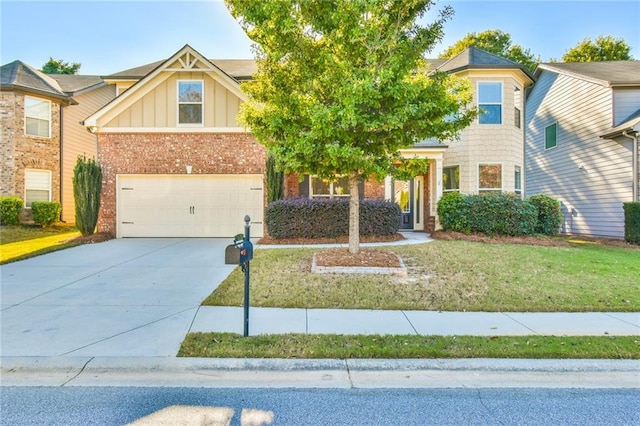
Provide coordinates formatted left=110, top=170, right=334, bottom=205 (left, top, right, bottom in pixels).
left=435, top=46, right=535, bottom=82
left=106, top=59, right=258, bottom=82
left=84, top=44, right=246, bottom=128
left=0, top=60, right=75, bottom=103
left=601, top=108, right=640, bottom=139
left=48, top=74, right=105, bottom=95
left=536, top=61, right=640, bottom=87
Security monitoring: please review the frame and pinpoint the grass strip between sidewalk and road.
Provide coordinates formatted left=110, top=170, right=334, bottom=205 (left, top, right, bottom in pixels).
left=178, top=333, right=639, bottom=359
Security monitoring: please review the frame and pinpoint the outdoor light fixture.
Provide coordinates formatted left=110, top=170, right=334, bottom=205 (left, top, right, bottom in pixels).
left=186, top=165, right=192, bottom=174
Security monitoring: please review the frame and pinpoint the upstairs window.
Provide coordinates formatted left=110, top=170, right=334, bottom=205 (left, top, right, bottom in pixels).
left=442, top=166, right=460, bottom=192
left=478, top=164, right=502, bottom=193
left=514, top=86, right=522, bottom=128
left=25, top=169, right=51, bottom=207
left=310, top=176, right=350, bottom=198
left=177, top=80, right=203, bottom=125
left=545, top=123, right=557, bottom=150
left=478, top=82, right=502, bottom=124
left=25, top=96, right=51, bottom=138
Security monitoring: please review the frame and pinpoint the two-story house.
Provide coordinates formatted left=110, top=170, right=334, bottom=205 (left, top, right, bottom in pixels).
left=525, top=61, right=640, bottom=239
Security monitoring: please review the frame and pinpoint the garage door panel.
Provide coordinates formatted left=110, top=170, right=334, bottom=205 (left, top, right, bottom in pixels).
left=117, top=175, right=264, bottom=238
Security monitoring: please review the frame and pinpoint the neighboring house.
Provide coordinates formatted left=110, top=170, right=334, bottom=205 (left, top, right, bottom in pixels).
left=0, top=60, right=115, bottom=223
left=0, top=61, right=72, bottom=219
left=525, top=61, right=640, bottom=239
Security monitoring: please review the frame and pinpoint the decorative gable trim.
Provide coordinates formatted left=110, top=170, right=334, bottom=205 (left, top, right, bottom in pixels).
left=84, top=44, right=245, bottom=129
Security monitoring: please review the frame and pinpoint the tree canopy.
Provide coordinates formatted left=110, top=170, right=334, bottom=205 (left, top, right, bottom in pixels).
left=41, top=57, right=81, bottom=74
left=226, top=0, right=476, bottom=253
left=562, top=35, right=633, bottom=62
left=439, top=29, right=539, bottom=71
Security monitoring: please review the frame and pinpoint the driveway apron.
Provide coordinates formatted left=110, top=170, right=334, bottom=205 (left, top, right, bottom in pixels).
left=1, top=238, right=234, bottom=357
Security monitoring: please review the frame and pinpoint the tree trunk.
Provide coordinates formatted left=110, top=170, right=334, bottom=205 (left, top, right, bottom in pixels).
left=348, top=172, right=360, bottom=254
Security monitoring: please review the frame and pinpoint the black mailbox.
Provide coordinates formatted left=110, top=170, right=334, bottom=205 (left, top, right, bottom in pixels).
left=225, top=240, right=253, bottom=265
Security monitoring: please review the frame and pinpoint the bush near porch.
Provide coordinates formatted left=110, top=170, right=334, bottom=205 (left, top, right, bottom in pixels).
left=437, top=192, right=562, bottom=237
left=624, top=202, right=640, bottom=245
left=266, top=198, right=401, bottom=238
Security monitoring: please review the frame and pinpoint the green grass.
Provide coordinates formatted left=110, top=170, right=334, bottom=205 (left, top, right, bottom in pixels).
left=0, top=225, right=81, bottom=264
left=178, top=333, right=640, bottom=359
left=204, top=241, right=640, bottom=312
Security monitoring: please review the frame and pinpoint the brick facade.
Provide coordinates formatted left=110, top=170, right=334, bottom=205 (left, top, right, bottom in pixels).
left=0, top=92, right=61, bottom=210
left=97, top=132, right=266, bottom=235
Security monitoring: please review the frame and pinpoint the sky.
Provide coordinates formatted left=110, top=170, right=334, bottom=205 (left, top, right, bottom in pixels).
left=1, top=0, right=639, bottom=76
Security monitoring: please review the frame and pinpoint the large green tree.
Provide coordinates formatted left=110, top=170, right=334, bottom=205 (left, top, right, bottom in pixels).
left=226, top=0, right=476, bottom=253
left=41, top=57, right=81, bottom=74
left=562, top=35, right=633, bottom=62
left=439, top=29, right=539, bottom=71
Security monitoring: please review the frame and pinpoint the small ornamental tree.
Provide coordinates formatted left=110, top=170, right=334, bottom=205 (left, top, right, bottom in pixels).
left=73, top=156, right=102, bottom=236
left=226, top=0, right=476, bottom=253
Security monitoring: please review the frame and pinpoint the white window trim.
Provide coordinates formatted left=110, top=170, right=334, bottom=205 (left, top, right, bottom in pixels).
left=544, top=122, right=558, bottom=151
left=442, top=165, right=460, bottom=192
left=477, top=162, right=503, bottom=193
left=24, top=95, right=52, bottom=138
left=515, top=165, right=522, bottom=196
left=177, top=79, right=204, bottom=127
left=477, top=81, right=503, bottom=125
left=24, top=168, right=52, bottom=207
left=309, top=176, right=351, bottom=198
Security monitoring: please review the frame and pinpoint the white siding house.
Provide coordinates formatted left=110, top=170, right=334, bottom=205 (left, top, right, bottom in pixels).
left=525, top=61, right=640, bottom=238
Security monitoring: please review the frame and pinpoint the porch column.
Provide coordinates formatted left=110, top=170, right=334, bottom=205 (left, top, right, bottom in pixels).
left=432, top=154, right=444, bottom=229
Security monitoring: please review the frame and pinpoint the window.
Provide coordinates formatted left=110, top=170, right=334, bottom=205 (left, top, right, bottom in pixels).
left=310, top=176, right=350, bottom=198
left=514, top=86, right=521, bottom=128
left=25, top=96, right=51, bottom=138
left=442, top=166, right=460, bottom=192
left=515, top=166, right=522, bottom=196
left=478, top=164, right=502, bottom=193
left=478, top=82, right=502, bottom=124
left=545, top=123, right=557, bottom=150
left=25, top=169, right=51, bottom=207
left=177, top=80, right=203, bottom=125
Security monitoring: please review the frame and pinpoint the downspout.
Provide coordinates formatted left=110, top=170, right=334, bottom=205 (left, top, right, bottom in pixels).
left=59, top=103, right=65, bottom=222
left=622, top=131, right=638, bottom=202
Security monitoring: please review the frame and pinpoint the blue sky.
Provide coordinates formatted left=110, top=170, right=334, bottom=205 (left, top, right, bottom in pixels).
left=1, top=0, right=638, bottom=75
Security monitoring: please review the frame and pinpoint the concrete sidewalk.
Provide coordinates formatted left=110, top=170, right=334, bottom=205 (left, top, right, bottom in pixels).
left=191, top=307, right=640, bottom=336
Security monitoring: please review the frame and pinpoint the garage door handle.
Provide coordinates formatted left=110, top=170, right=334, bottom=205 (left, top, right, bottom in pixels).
left=189, top=206, right=195, bottom=214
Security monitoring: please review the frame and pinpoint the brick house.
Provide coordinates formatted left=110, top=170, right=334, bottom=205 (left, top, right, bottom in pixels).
left=3, top=45, right=534, bottom=237
left=0, top=60, right=114, bottom=223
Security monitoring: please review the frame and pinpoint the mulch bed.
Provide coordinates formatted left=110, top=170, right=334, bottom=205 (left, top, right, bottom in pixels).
left=257, top=233, right=405, bottom=245
left=314, top=248, right=402, bottom=268
left=68, top=233, right=114, bottom=244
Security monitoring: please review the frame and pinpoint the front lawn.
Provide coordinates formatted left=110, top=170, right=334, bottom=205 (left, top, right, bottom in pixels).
left=204, top=240, right=640, bottom=312
left=0, top=225, right=81, bottom=264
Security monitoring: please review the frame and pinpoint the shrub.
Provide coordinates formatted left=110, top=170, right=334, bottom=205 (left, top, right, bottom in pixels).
left=466, top=193, right=537, bottom=236
left=73, top=156, right=102, bottom=236
left=0, top=196, right=23, bottom=225
left=623, top=202, right=640, bottom=245
left=437, top=191, right=470, bottom=233
left=266, top=155, right=284, bottom=203
left=438, top=192, right=537, bottom=236
left=528, top=194, right=563, bottom=236
left=31, top=201, right=61, bottom=226
left=266, top=198, right=401, bottom=239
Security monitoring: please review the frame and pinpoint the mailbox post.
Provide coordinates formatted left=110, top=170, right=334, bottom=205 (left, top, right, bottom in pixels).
left=224, top=215, right=253, bottom=337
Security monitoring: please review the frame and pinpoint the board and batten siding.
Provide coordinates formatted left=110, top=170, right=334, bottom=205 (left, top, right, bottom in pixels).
left=104, top=72, right=240, bottom=128
left=525, top=70, right=634, bottom=238
left=61, top=84, right=117, bottom=223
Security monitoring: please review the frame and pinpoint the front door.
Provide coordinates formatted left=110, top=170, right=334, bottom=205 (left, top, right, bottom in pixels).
left=395, top=180, right=414, bottom=230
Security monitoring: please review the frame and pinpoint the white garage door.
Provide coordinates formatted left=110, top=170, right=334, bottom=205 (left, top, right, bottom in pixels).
left=117, top=174, right=264, bottom=238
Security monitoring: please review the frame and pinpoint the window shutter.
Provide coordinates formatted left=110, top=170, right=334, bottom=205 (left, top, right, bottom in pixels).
left=298, top=175, right=310, bottom=197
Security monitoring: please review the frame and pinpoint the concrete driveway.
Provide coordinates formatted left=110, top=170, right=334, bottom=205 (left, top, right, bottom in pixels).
left=1, top=238, right=236, bottom=357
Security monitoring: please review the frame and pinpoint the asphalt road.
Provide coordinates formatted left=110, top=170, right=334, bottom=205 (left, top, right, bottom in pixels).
left=2, top=387, right=638, bottom=425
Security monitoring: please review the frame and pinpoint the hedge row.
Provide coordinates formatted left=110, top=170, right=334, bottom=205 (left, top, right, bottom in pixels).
left=0, top=196, right=23, bottom=225
left=266, top=198, right=401, bottom=239
left=623, top=202, right=640, bottom=245
left=437, top=192, right=562, bottom=237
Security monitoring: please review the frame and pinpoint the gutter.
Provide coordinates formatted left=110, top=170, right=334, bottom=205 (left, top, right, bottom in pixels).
left=621, top=131, right=639, bottom=202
